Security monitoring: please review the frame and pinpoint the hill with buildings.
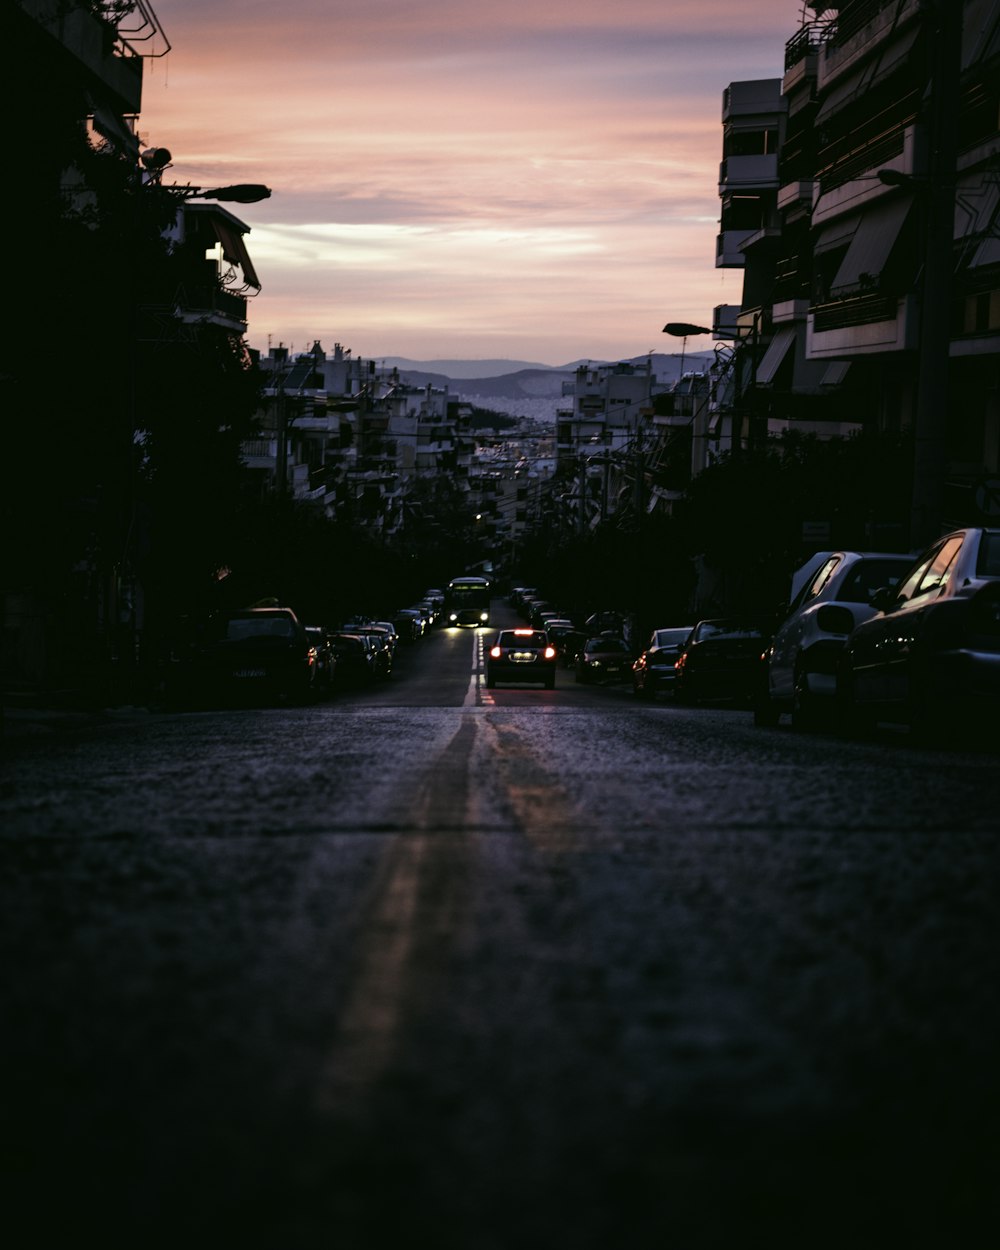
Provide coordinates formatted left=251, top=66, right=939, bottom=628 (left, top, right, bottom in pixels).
left=384, top=352, right=715, bottom=422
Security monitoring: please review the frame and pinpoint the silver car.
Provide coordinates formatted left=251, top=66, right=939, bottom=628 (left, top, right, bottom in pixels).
left=754, top=550, right=913, bottom=730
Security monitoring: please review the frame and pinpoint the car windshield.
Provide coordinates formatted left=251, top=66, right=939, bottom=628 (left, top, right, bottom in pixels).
left=837, top=558, right=912, bottom=603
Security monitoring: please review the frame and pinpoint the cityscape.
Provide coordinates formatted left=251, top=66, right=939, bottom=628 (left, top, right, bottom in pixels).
left=4, top=6, right=1000, bottom=1249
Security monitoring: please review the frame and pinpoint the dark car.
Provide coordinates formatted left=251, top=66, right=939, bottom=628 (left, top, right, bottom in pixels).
left=575, top=635, right=632, bottom=685
left=392, top=608, right=426, bottom=641
left=673, top=618, right=767, bottom=705
left=304, top=626, right=337, bottom=698
left=631, top=626, right=693, bottom=698
left=328, top=632, right=383, bottom=687
left=545, top=623, right=587, bottom=668
left=486, top=628, right=558, bottom=688
left=192, top=607, right=318, bottom=705
left=836, top=526, right=1000, bottom=738
left=754, top=550, right=913, bottom=730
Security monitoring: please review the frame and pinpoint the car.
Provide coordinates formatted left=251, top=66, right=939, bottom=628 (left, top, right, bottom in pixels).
left=304, top=626, right=337, bottom=698
left=486, top=628, right=558, bottom=688
left=191, top=607, right=318, bottom=705
left=575, top=635, right=632, bottom=684
left=753, top=550, right=914, bottom=729
left=392, top=608, right=426, bottom=641
left=544, top=623, right=587, bottom=667
left=631, top=626, right=693, bottom=698
left=584, top=610, right=627, bottom=635
left=367, top=620, right=400, bottom=654
left=328, top=632, right=383, bottom=687
left=836, top=526, right=1000, bottom=738
left=673, top=618, right=768, bottom=705
left=350, top=626, right=395, bottom=677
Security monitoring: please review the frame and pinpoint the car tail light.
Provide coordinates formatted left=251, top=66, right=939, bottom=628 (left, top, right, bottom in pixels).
left=544, top=645, right=556, bottom=659
left=490, top=645, right=502, bottom=658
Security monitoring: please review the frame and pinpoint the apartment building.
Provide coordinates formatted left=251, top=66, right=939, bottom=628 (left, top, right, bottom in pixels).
left=716, top=0, right=1000, bottom=543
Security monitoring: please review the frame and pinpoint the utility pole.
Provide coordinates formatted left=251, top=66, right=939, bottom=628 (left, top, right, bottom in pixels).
left=909, top=0, right=962, bottom=549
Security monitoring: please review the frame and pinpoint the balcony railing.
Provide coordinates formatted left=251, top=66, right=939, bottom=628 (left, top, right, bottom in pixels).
left=784, top=20, right=834, bottom=71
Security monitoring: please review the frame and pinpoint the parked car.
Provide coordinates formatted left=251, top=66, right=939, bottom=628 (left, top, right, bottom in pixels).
left=192, top=607, right=318, bottom=705
left=584, top=610, right=627, bottom=636
left=392, top=608, right=426, bottom=641
left=631, top=626, right=693, bottom=698
left=545, top=623, right=587, bottom=667
left=754, top=550, right=913, bottom=729
left=368, top=620, right=400, bottom=654
left=328, top=632, right=383, bottom=687
left=304, top=626, right=337, bottom=698
left=486, top=628, right=558, bottom=688
left=575, top=635, right=632, bottom=685
left=673, top=618, right=768, bottom=705
left=836, top=526, right=1000, bottom=737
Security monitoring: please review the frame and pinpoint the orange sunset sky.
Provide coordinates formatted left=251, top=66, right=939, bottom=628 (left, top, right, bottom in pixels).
left=137, top=2, right=806, bottom=365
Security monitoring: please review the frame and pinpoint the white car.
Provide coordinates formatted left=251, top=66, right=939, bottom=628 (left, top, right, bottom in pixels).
left=754, top=549, right=913, bottom=730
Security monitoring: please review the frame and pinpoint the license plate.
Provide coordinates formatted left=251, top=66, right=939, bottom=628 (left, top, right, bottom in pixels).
left=234, top=668, right=266, bottom=679
left=511, top=652, right=536, bottom=662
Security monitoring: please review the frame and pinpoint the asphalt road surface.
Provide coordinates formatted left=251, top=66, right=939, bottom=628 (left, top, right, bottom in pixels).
left=2, top=603, right=998, bottom=1248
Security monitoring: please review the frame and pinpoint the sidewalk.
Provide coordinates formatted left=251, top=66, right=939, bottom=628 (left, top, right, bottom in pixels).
left=2, top=686, right=153, bottom=741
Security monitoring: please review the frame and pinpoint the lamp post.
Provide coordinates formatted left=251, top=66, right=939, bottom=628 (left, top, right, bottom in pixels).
left=662, top=322, right=713, bottom=378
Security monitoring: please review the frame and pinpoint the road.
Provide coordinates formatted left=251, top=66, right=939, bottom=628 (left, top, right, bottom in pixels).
left=2, top=602, right=998, bottom=1248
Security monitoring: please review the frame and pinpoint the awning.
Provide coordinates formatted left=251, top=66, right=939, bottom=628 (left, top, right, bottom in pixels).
left=970, top=237, right=1000, bottom=268
left=91, top=104, right=139, bottom=158
left=813, top=215, right=860, bottom=255
left=831, top=195, right=912, bottom=291
left=755, top=328, right=796, bottom=385
left=821, top=361, right=852, bottom=386
left=185, top=204, right=262, bottom=289
left=815, top=26, right=921, bottom=123
left=209, top=217, right=261, bottom=289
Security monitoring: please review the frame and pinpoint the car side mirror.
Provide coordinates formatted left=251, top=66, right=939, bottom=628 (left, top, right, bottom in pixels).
left=815, top=604, right=855, bottom=635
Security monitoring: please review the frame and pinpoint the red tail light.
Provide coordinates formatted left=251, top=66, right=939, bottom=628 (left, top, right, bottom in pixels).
left=544, top=645, right=556, bottom=659
left=490, top=645, right=502, bottom=659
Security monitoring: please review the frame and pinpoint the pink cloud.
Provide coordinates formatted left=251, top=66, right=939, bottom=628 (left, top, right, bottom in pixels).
left=142, top=0, right=801, bottom=362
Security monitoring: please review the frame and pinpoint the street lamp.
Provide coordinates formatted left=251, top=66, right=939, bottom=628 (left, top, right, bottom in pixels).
left=167, top=183, right=272, bottom=204
left=662, top=322, right=713, bottom=377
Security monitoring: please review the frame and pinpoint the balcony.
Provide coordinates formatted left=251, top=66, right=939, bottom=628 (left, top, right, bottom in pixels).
left=173, top=285, right=248, bottom=332
left=807, top=293, right=918, bottom=356
left=716, top=229, right=756, bottom=268
left=719, top=153, right=780, bottom=194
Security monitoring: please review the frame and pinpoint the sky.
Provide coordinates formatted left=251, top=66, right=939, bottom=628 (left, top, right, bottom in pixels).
left=137, top=1, right=807, bottom=366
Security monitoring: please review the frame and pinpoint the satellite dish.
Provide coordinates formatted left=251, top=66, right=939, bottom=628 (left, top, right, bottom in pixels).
left=141, top=147, right=172, bottom=171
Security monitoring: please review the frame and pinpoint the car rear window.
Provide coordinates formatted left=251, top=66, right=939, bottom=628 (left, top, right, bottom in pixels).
left=499, top=631, right=546, bottom=647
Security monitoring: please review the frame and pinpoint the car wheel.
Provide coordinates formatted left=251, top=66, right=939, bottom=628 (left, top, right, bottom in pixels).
left=791, top=668, right=822, bottom=732
left=753, top=693, right=780, bottom=727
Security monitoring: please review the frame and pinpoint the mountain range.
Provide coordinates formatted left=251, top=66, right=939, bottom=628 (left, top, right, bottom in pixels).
left=378, top=352, right=715, bottom=421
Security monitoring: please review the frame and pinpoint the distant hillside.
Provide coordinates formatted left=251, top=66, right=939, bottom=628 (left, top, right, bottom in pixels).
left=388, top=352, right=716, bottom=419
left=380, top=356, right=563, bottom=379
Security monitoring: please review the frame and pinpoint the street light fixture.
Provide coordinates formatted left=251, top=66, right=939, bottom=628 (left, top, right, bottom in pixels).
left=662, top=322, right=714, bottom=377
left=167, top=183, right=272, bottom=203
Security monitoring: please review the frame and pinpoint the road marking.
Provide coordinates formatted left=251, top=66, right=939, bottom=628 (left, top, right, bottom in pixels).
left=315, top=719, right=477, bottom=1113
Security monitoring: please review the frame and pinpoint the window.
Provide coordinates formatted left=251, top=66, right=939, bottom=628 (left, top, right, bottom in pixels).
left=896, top=536, right=963, bottom=604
